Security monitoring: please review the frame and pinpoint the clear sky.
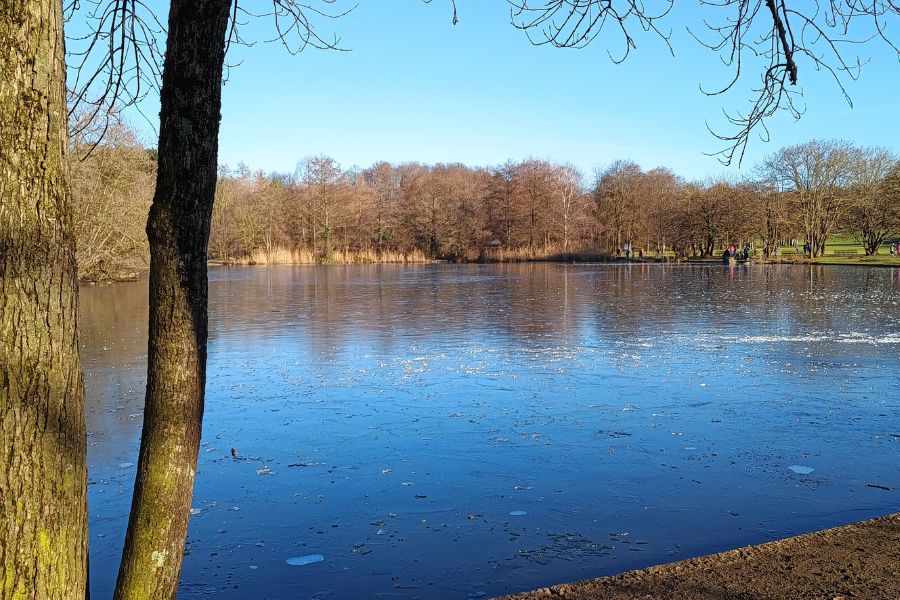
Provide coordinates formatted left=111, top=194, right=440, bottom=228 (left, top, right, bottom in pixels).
left=100, top=1, right=900, bottom=181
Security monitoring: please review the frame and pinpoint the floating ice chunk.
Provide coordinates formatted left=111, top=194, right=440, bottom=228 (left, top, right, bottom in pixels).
left=788, top=465, right=814, bottom=475
left=189, top=508, right=201, bottom=516
left=286, top=554, right=324, bottom=566
left=509, top=510, right=527, bottom=516
left=118, top=462, right=134, bottom=469
left=256, top=466, right=273, bottom=476
left=248, top=565, right=258, bottom=570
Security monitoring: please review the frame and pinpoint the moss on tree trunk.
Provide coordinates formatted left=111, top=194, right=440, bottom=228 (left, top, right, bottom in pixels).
left=0, top=1, right=89, bottom=598
left=113, top=1, right=231, bottom=598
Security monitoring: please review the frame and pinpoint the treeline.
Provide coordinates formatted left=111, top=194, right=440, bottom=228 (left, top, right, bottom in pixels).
left=211, top=139, right=900, bottom=263
left=72, top=128, right=900, bottom=279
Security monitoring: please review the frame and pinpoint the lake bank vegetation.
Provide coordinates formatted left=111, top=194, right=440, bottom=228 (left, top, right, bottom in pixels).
left=73, top=126, right=900, bottom=279
left=7, top=2, right=898, bottom=596
left=70, top=119, right=156, bottom=281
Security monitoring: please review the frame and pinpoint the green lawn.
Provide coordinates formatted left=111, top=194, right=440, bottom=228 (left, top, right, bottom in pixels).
left=767, top=233, right=900, bottom=265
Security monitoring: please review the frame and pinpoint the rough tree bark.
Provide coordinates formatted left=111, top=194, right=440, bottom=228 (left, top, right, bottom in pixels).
left=113, top=1, right=231, bottom=598
left=0, top=1, right=89, bottom=598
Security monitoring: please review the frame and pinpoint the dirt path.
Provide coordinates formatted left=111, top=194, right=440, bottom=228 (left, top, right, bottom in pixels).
left=497, top=513, right=900, bottom=600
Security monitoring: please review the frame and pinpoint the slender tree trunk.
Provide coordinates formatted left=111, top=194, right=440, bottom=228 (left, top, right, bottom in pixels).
left=1, top=1, right=89, bottom=598
left=114, top=2, right=231, bottom=598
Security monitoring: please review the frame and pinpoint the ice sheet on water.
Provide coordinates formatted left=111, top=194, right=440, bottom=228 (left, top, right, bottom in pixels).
left=286, top=554, right=324, bottom=566
left=788, top=465, right=814, bottom=475
left=509, top=510, right=527, bottom=516
left=723, top=332, right=900, bottom=345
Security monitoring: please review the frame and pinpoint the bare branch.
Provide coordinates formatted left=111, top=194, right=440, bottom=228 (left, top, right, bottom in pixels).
left=423, top=0, right=458, bottom=25
left=507, top=1, right=898, bottom=165
left=507, top=0, right=675, bottom=61
left=696, top=1, right=899, bottom=165
left=66, top=0, right=354, bottom=146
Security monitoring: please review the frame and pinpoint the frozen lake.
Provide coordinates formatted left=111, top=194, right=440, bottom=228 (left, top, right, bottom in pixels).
left=81, top=263, right=900, bottom=599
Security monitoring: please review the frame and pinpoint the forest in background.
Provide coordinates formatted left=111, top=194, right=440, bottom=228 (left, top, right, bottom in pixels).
left=71, top=121, right=900, bottom=281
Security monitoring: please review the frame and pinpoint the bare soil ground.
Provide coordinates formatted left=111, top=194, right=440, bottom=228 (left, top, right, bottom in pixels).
left=497, top=513, right=900, bottom=600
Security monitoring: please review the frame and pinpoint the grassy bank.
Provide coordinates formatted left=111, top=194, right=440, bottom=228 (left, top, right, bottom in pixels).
left=785, top=255, right=899, bottom=266
left=759, top=235, right=900, bottom=266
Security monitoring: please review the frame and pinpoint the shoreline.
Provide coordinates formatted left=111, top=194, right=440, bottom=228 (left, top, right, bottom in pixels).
left=497, top=512, right=900, bottom=600
left=79, top=257, right=900, bottom=284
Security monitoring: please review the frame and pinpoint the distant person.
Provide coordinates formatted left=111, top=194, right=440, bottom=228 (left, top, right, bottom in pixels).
left=729, top=243, right=736, bottom=257
left=891, top=244, right=895, bottom=257
left=616, top=247, right=621, bottom=259
left=743, top=246, right=750, bottom=261
left=722, top=249, right=731, bottom=264
left=638, top=248, right=644, bottom=260
left=803, top=242, right=809, bottom=256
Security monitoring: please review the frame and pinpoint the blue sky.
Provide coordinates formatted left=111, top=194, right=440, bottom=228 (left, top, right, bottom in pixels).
left=91, top=1, right=900, bottom=181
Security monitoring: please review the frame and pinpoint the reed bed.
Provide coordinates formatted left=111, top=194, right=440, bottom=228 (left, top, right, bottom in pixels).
left=232, top=247, right=433, bottom=265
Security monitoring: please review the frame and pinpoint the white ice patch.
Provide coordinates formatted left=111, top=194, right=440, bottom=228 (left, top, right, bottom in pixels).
left=729, top=332, right=900, bottom=345
left=788, top=465, right=815, bottom=475
left=286, top=554, right=324, bottom=566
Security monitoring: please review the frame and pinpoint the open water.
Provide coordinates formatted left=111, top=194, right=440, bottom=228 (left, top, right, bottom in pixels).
left=80, top=263, right=900, bottom=598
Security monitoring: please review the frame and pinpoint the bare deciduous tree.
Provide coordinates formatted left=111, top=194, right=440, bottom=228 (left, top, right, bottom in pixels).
left=643, top=167, right=682, bottom=255
left=299, top=155, right=347, bottom=259
left=362, top=162, right=402, bottom=254
left=594, top=160, right=643, bottom=253
left=846, top=149, right=899, bottom=255
left=766, top=139, right=856, bottom=257
left=549, top=163, right=586, bottom=252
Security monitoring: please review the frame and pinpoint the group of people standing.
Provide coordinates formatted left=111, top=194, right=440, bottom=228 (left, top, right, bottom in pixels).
left=615, top=244, right=644, bottom=260
left=723, top=243, right=751, bottom=263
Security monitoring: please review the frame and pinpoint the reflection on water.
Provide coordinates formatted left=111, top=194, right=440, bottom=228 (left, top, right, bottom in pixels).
left=82, top=264, right=900, bottom=599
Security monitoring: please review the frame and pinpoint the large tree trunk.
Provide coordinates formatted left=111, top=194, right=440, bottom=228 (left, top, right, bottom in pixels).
left=113, top=2, right=231, bottom=598
left=0, top=1, right=89, bottom=598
